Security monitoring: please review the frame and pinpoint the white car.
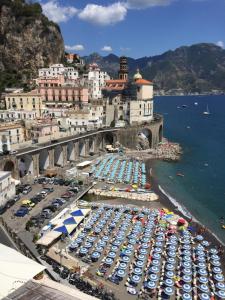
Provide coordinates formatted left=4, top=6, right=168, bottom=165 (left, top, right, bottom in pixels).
left=10, top=150, right=18, bottom=155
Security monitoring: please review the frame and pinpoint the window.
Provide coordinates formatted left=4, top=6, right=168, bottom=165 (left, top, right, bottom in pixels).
left=140, top=111, right=141, bottom=115
left=16, top=129, right=19, bottom=134
left=8, top=130, right=11, bottom=135
left=17, top=136, right=20, bottom=143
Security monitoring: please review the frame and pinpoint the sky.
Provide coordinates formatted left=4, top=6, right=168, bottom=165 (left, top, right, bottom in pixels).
left=37, top=0, right=225, bottom=58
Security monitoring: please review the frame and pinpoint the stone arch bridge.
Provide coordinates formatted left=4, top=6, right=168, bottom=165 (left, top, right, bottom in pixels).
left=0, top=115, right=163, bottom=179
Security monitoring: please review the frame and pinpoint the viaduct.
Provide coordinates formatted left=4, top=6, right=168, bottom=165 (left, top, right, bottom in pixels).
left=0, top=115, right=163, bottom=180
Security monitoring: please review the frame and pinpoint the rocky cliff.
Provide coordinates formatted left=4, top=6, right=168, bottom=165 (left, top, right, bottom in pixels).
left=0, top=0, right=65, bottom=91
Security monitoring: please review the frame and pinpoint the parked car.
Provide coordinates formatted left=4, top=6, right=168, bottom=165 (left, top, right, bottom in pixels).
left=43, top=187, right=54, bottom=193
left=23, top=186, right=32, bottom=194
left=15, top=207, right=29, bottom=217
left=9, top=150, right=18, bottom=155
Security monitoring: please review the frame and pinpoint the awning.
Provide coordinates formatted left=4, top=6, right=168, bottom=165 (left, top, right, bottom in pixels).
left=63, top=217, right=77, bottom=225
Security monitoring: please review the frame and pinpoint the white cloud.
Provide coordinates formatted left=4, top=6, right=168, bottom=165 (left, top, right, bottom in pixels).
left=216, top=41, right=224, bottom=49
left=78, top=2, right=127, bottom=26
left=120, top=47, right=131, bottom=52
left=65, top=44, right=85, bottom=51
left=125, top=0, right=174, bottom=9
left=101, top=46, right=113, bottom=52
left=41, top=1, right=78, bottom=23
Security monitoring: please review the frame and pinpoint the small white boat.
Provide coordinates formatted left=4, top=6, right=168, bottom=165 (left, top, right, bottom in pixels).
left=203, top=105, right=210, bottom=115
left=194, top=102, right=198, bottom=105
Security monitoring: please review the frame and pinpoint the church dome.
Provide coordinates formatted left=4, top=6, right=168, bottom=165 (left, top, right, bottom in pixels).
left=133, top=69, right=142, bottom=81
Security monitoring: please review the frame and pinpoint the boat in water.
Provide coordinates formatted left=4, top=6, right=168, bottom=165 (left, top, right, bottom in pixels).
left=182, top=105, right=188, bottom=108
left=194, top=102, right=198, bottom=105
left=203, top=105, right=210, bottom=115
left=177, top=173, right=184, bottom=177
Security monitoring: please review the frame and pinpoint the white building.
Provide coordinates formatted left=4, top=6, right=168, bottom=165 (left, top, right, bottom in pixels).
left=0, top=110, right=38, bottom=120
left=0, top=124, right=25, bottom=151
left=0, top=171, right=16, bottom=207
left=38, top=64, right=79, bottom=80
left=85, top=63, right=110, bottom=100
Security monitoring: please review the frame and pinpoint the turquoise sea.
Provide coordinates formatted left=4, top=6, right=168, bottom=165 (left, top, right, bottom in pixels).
left=154, top=95, right=225, bottom=244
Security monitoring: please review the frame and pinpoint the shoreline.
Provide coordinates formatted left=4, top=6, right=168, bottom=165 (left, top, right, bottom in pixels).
left=148, top=159, right=225, bottom=258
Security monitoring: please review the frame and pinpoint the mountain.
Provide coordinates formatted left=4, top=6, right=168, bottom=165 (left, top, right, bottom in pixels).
left=84, top=43, right=225, bottom=93
left=0, top=0, right=64, bottom=92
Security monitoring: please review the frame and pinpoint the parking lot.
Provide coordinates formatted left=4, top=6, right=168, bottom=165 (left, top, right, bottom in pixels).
left=2, top=178, right=87, bottom=234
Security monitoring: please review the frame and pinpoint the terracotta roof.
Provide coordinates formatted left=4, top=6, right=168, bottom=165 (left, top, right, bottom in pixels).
left=106, top=79, right=128, bottom=84
left=135, top=79, right=153, bottom=85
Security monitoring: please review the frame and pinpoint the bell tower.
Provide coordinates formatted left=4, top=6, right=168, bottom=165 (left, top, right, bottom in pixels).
left=118, top=56, right=128, bottom=80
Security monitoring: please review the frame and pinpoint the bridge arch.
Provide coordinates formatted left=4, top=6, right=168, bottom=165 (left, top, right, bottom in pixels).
left=39, top=149, right=49, bottom=172
left=159, top=125, right=163, bottom=143
left=67, top=142, right=74, bottom=161
left=18, top=155, right=33, bottom=178
left=139, top=128, right=152, bottom=149
left=104, top=132, right=114, bottom=145
left=79, top=140, right=85, bottom=156
left=89, top=138, right=95, bottom=153
left=54, top=145, right=63, bottom=166
left=3, top=160, right=15, bottom=173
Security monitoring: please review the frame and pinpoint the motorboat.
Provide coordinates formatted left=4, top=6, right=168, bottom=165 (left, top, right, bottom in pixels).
left=203, top=105, right=210, bottom=115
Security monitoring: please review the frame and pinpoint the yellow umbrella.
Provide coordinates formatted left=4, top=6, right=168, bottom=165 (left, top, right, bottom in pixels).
left=132, top=184, right=138, bottom=189
left=22, top=199, right=31, bottom=205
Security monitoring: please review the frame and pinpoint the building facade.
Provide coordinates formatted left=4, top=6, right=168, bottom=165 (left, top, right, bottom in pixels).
left=5, top=90, right=42, bottom=117
left=38, top=64, right=79, bottom=80
left=0, top=124, right=25, bottom=151
left=0, top=171, right=16, bottom=208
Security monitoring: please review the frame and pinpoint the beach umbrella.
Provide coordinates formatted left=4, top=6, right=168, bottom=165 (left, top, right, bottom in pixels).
left=199, top=293, right=210, bottom=300
left=211, top=254, right=220, bottom=261
left=117, top=269, right=126, bottom=278
left=182, top=244, right=191, bottom=250
left=166, top=264, right=175, bottom=271
left=87, top=236, right=96, bottom=243
left=211, top=260, right=221, bottom=267
left=182, top=262, right=192, bottom=268
left=201, top=240, right=210, bottom=247
left=182, top=293, right=192, bottom=300
left=215, top=291, right=225, bottom=299
left=210, top=248, right=218, bottom=254
left=199, top=284, right=209, bottom=293
left=124, top=249, right=132, bottom=256
left=131, top=275, right=141, bottom=284
left=213, top=267, right=222, bottom=274
left=129, top=239, right=136, bottom=245
left=198, top=277, right=208, bottom=284
left=167, top=251, right=176, bottom=258
left=177, top=218, right=186, bottom=225
left=182, top=284, right=192, bottom=293
left=197, top=256, right=206, bottom=262
left=182, top=256, right=192, bottom=262
left=163, top=287, right=174, bottom=296
left=84, top=242, right=92, bottom=248
left=149, top=273, right=159, bottom=282
left=216, top=282, right=225, bottom=290
left=182, top=275, right=192, bottom=283
left=91, top=252, right=101, bottom=260
left=122, top=256, right=130, bottom=263
left=197, top=263, right=207, bottom=269
left=146, top=281, right=157, bottom=289
left=136, top=260, right=145, bottom=268
left=152, top=260, right=160, bottom=266
left=104, top=257, right=113, bottom=265
left=75, top=237, right=83, bottom=244
left=69, top=242, right=79, bottom=250
left=113, top=240, right=121, bottom=246
left=196, top=235, right=204, bottom=241
left=154, top=247, right=162, bottom=253
left=102, top=236, right=109, bottom=241
left=94, top=228, right=101, bottom=234
left=140, top=248, right=147, bottom=255
left=133, top=268, right=142, bottom=275
left=141, top=243, right=149, bottom=249
left=164, top=278, right=174, bottom=287
left=108, top=252, right=116, bottom=259
left=95, top=246, right=103, bottom=253
left=155, top=241, right=163, bottom=247
left=119, top=262, right=127, bottom=269
left=214, top=274, right=225, bottom=282
left=138, top=254, right=147, bottom=261
left=198, top=269, right=208, bottom=276
left=98, top=240, right=106, bottom=247
left=165, top=271, right=174, bottom=279
left=79, top=247, right=88, bottom=255
left=149, top=266, right=160, bottom=274
left=182, top=250, right=192, bottom=257
left=111, top=245, right=118, bottom=252
left=182, top=268, right=192, bottom=276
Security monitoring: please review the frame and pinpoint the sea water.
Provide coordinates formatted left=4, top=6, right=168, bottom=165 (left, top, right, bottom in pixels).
left=154, top=95, right=225, bottom=243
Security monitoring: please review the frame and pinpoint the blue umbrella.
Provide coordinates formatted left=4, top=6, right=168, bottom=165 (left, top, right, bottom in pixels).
left=182, top=284, right=192, bottom=293
left=102, top=236, right=109, bottom=241
left=113, top=240, right=121, bottom=246
left=105, top=257, right=113, bottom=265
left=149, top=266, right=160, bottom=274
left=122, top=256, right=130, bottom=263
left=210, top=248, right=218, bottom=254
left=211, top=254, right=220, bottom=261
left=182, top=293, right=192, bottom=300
left=199, top=284, right=209, bottom=293
left=213, top=267, right=222, bottom=274
left=124, top=249, right=132, bottom=256
left=153, top=253, right=161, bottom=260
left=127, top=244, right=134, bottom=250
left=136, top=260, right=145, bottom=268
left=108, top=252, right=116, bottom=259
left=133, top=268, right=142, bottom=275
left=197, top=263, right=207, bottom=269
left=152, top=260, right=160, bottom=266
left=164, top=278, right=174, bottom=287
left=84, top=242, right=92, bottom=248
left=163, top=287, right=174, bottom=296
left=198, top=269, right=207, bottom=276
left=117, top=269, right=126, bottom=278
left=214, top=274, right=224, bottom=282
left=198, top=277, right=208, bottom=284
left=196, top=235, right=204, bottom=241
left=98, top=240, right=106, bottom=247
left=129, top=239, right=136, bottom=245
left=140, top=248, right=147, bottom=255
left=215, top=290, right=225, bottom=299
left=79, top=247, right=88, bottom=255
left=166, top=264, right=175, bottom=271
left=216, top=282, right=225, bottom=290
left=182, top=275, right=192, bottom=283
left=165, top=271, right=174, bottom=279
left=141, top=243, right=149, bottom=249
left=119, top=262, right=127, bottom=269
left=167, top=258, right=176, bottom=264
left=154, top=247, right=162, bottom=253
left=91, top=252, right=101, bottom=259
left=87, top=236, right=96, bottom=243
left=182, top=256, right=192, bottom=262
left=199, top=293, right=210, bottom=300
left=182, top=244, right=191, bottom=250
left=182, top=268, right=192, bottom=276
left=146, top=281, right=157, bottom=289
left=138, top=254, right=146, bottom=261
left=167, top=251, right=176, bottom=258
left=131, top=275, right=141, bottom=284
left=111, top=246, right=119, bottom=252
left=149, top=273, right=158, bottom=281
